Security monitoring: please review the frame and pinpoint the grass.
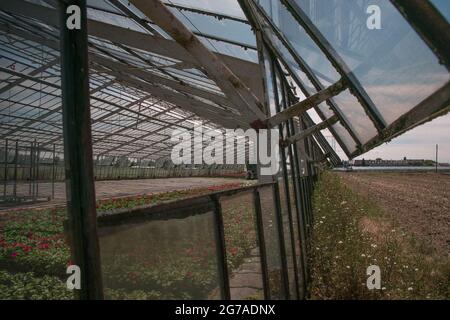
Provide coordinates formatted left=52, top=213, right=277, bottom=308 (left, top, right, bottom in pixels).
left=309, top=171, right=449, bottom=300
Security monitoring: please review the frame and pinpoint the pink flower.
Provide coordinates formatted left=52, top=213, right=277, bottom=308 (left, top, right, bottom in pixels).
left=11, top=252, right=18, bottom=258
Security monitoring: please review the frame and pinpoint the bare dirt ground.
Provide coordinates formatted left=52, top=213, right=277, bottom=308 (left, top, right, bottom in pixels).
left=0, top=177, right=246, bottom=212
left=337, top=172, right=450, bottom=256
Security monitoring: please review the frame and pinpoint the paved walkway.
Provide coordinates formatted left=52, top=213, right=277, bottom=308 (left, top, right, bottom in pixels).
left=0, top=177, right=245, bottom=212
left=210, top=248, right=263, bottom=300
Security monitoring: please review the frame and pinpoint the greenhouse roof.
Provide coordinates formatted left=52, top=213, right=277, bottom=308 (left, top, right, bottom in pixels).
left=1, top=0, right=449, bottom=163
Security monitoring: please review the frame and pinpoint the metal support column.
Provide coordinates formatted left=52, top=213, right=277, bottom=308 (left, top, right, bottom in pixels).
left=13, top=140, right=18, bottom=199
left=253, top=188, right=271, bottom=300
left=211, top=195, right=231, bottom=300
left=52, top=144, right=56, bottom=199
left=3, top=139, right=7, bottom=199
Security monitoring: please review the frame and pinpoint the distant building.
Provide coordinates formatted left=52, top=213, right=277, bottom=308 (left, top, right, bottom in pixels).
left=352, top=158, right=433, bottom=167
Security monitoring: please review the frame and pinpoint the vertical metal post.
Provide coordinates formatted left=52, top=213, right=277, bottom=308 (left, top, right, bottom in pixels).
left=279, top=146, right=302, bottom=299
left=13, top=140, right=18, bottom=199
left=59, top=0, right=103, bottom=299
left=273, top=182, right=291, bottom=300
left=52, top=144, right=56, bottom=199
left=32, top=140, right=36, bottom=199
left=29, top=142, right=32, bottom=196
left=253, top=188, right=271, bottom=300
left=36, top=142, right=40, bottom=198
left=211, top=195, right=231, bottom=300
left=3, top=139, right=7, bottom=199
left=435, top=144, right=438, bottom=173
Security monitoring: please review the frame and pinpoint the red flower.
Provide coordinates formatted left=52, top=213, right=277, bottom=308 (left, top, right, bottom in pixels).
left=23, top=245, right=32, bottom=254
left=11, top=252, right=18, bottom=258
left=185, top=271, right=193, bottom=278
left=38, top=243, right=50, bottom=250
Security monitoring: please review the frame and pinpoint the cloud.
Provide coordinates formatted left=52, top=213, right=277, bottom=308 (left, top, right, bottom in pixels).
left=354, top=113, right=450, bottom=162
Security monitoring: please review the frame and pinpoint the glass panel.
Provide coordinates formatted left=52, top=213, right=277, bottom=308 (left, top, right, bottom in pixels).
left=258, top=185, right=284, bottom=299
left=162, top=0, right=247, bottom=18
left=296, top=0, right=450, bottom=125
left=332, top=89, right=378, bottom=144
left=258, top=0, right=341, bottom=85
left=99, top=210, right=221, bottom=300
left=431, top=0, right=450, bottom=21
left=330, top=122, right=357, bottom=154
left=168, top=7, right=256, bottom=48
left=220, top=191, right=263, bottom=300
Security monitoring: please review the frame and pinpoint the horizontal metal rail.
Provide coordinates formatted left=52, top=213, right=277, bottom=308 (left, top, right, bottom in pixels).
left=265, top=79, right=347, bottom=128
left=283, top=115, right=339, bottom=147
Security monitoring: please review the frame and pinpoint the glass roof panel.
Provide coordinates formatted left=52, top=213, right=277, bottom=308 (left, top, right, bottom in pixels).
left=163, top=0, right=247, bottom=19
left=430, top=0, right=450, bottom=21
left=167, top=7, right=256, bottom=48
left=257, top=0, right=341, bottom=85
left=294, top=0, right=450, bottom=125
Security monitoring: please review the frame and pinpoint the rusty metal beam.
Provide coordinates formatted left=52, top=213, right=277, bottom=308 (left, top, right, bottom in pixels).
left=283, top=115, right=339, bottom=147
left=265, top=78, right=347, bottom=128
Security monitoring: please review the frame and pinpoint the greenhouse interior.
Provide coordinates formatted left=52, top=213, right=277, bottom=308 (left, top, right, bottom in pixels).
left=0, top=0, right=449, bottom=301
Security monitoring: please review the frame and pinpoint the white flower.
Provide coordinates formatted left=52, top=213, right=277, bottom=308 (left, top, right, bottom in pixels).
left=361, top=254, right=366, bottom=257
left=408, top=287, right=413, bottom=291
left=338, top=241, right=343, bottom=244
left=346, top=265, right=350, bottom=269
left=382, top=287, right=386, bottom=290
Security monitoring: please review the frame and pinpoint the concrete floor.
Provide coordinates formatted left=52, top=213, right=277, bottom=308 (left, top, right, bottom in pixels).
left=0, top=177, right=246, bottom=212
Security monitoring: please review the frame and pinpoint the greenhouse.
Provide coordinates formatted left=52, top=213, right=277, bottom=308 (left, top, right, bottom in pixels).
left=0, top=0, right=449, bottom=301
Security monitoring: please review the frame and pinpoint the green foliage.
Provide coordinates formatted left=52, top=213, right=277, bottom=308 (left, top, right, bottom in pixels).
left=0, top=270, right=73, bottom=300
left=0, top=182, right=258, bottom=300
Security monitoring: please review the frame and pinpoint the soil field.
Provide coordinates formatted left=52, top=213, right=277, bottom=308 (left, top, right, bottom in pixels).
left=337, top=172, right=449, bottom=256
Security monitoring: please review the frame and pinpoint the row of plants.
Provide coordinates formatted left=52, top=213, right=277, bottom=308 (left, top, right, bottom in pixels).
left=0, top=182, right=260, bottom=299
left=99, top=192, right=258, bottom=299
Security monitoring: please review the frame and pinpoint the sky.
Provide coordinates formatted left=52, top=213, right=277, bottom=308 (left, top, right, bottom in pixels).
left=334, top=113, right=450, bottom=163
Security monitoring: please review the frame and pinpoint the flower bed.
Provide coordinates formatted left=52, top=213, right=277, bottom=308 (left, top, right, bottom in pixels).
left=0, top=182, right=258, bottom=300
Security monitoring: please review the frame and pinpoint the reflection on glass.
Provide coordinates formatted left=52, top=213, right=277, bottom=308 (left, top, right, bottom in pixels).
left=220, top=192, right=263, bottom=300
left=294, top=0, right=450, bottom=125
left=99, top=212, right=221, bottom=300
left=259, top=185, right=284, bottom=299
